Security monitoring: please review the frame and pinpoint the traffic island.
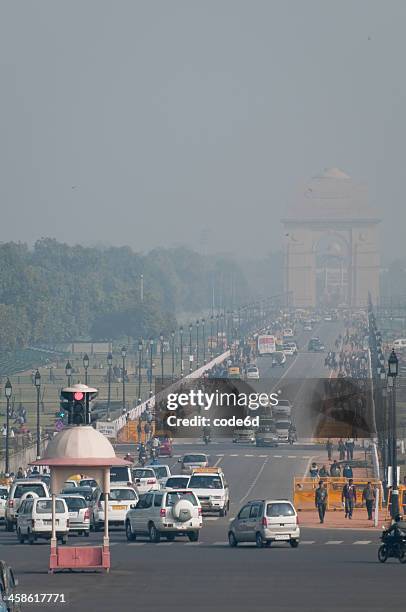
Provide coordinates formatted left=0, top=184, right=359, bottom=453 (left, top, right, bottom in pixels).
left=30, top=424, right=131, bottom=573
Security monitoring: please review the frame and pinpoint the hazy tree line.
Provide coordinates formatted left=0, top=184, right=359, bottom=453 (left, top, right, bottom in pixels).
left=0, top=239, right=249, bottom=351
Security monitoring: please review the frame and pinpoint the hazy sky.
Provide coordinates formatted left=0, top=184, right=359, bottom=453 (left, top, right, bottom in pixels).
left=1, top=1, right=405, bottom=259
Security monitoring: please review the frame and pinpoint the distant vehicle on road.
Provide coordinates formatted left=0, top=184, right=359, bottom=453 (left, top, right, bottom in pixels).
left=257, top=334, right=276, bottom=355
left=283, top=328, right=294, bottom=337
left=246, top=365, right=260, bottom=379
left=5, top=480, right=49, bottom=532
left=158, top=437, right=173, bottom=457
left=271, top=351, right=286, bottom=367
left=60, top=494, right=90, bottom=536
left=275, top=419, right=292, bottom=442
left=17, top=497, right=69, bottom=545
left=0, top=488, right=8, bottom=522
left=233, top=429, right=256, bottom=444
left=308, top=337, right=325, bottom=352
left=228, top=499, right=300, bottom=548
left=132, top=468, right=159, bottom=494
left=179, top=454, right=209, bottom=474
left=162, top=476, right=190, bottom=490
left=90, top=486, right=138, bottom=531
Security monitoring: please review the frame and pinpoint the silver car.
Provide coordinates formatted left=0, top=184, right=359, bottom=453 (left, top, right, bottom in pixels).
left=228, top=499, right=300, bottom=548
left=60, top=495, right=90, bottom=536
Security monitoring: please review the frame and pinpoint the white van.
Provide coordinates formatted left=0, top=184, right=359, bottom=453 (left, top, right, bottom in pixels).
left=393, top=339, right=406, bottom=351
left=16, top=497, right=69, bottom=544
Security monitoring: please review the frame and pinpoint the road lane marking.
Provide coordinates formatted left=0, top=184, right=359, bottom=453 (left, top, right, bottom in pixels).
left=229, top=454, right=239, bottom=457
left=353, top=540, right=371, bottom=545
left=302, top=456, right=312, bottom=459
left=288, top=456, right=296, bottom=459
left=239, top=458, right=269, bottom=504
left=127, top=542, right=146, bottom=546
left=214, top=456, right=223, bottom=467
left=213, top=541, right=228, bottom=546
left=204, top=517, right=219, bottom=521
left=184, top=541, right=202, bottom=545
left=301, top=541, right=316, bottom=545
left=244, top=454, right=254, bottom=457
left=325, top=540, right=343, bottom=545
left=273, top=455, right=282, bottom=458
left=259, top=455, right=267, bottom=458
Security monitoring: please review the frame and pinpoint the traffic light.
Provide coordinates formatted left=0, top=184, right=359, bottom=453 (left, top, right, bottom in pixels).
left=60, top=385, right=98, bottom=426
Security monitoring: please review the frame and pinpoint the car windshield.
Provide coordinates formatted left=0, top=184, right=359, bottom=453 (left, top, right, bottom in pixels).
left=110, top=467, right=130, bottom=482
left=183, top=455, right=207, bottom=463
left=62, top=487, right=93, bottom=500
left=80, top=480, right=97, bottom=488
left=266, top=502, right=295, bottom=517
left=152, top=467, right=168, bottom=479
left=166, top=491, right=198, bottom=506
left=13, top=484, right=46, bottom=498
left=36, top=500, right=65, bottom=514
left=165, top=477, right=189, bottom=488
left=247, top=367, right=258, bottom=372
left=276, top=421, right=291, bottom=429
left=100, top=489, right=137, bottom=501
left=188, top=475, right=222, bottom=489
left=63, top=497, right=87, bottom=511
left=133, top=469, right=155, bottom=479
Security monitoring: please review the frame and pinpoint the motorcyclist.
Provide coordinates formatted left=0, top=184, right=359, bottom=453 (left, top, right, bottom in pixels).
left=203, top=425, right=211, bottom=443
left=384, top=514, right=406, bottom=546
left=138, top=443, right=147, bottom=465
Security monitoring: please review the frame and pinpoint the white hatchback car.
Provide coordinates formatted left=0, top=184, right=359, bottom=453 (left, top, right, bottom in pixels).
left=0, top=487, right=9, bottom=521
left=125, top=489, right=202, bottom=543
left=179, top=454, right=209, bottom=474
left=246, top=365, right=260, bottom=379
left=148, top=464, right=171, bottom=485
left=132, top=468, right=160, bottom=494
left=16, top=497, right=69, bottom=544
left=91, top=486, right=139, bottom=531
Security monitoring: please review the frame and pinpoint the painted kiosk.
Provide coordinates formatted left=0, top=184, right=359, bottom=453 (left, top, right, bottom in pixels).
left=30, top=425, right=130, bottom=573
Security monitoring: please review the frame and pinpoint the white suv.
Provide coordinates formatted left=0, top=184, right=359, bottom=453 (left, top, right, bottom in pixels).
left=125, top=489, right=202, bottom=543
left=187, top=468, right=230, bottom=516
left=91, top=486, right=138, bottom=531
left=5, top=480, right=49, bottom=531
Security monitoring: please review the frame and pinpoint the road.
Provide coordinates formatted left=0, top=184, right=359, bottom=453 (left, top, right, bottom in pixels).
left=1, top=322, right=402, bottom=612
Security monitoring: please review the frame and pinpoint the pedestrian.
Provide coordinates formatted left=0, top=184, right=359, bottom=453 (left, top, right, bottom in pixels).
left=137, top=421, right=142, bottom=441
left=342, top=464, right=353, bottom=479
left=338, top=438, right=345, bottom=461
left=345, top=438, right=354, bottom=461
left=144, top=422, right=151, bottom=441
left=326, top=438, right=333, bottom=461
left=362, top=482, right=376, bottom=520
left=342, top=478, right=357, bottom=519
left=330, top=460, right=341, bottom=477
left=315, top=480, right=328, bottom=524
left=319, top=464, right=330, bottom=477
left=309, top=462, right=319, bottom=479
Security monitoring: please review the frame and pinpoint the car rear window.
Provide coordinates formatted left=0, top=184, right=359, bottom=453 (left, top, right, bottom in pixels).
left=80, top=479, right=97, bottom=488
left=188, top=475, right=222, bottom=489
left=183, top=455, right=207, bottom=463
left=166, top=491, right=198, bottom=507
left=64, top=497, right=87, bottom=511
left=165, top=477, right=189, bottom=488
left=110, top=467, right=130, bottom=482
left=133, top=469, right=155, bottom=479
left=100, top=489, right=137, bottom=502
left=36, top=500, right=65, bottom=514
left=266, top=503, right=295, bottom=517
left=13, top=484, right=46, bottom=498
left=152, top=467, right=168, bottom=479
left=276, top=422, right=291, bottom=429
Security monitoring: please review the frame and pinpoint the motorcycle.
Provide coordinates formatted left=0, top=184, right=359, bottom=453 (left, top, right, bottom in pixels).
left=203, top=434, right=211, bottom=445
left=378, top=530, right=406, bottom=563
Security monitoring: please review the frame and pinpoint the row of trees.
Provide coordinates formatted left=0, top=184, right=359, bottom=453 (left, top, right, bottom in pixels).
left=0, top=239, right=249, bottom=351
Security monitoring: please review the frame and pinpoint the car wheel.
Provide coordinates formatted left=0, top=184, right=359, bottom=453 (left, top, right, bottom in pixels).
left=149, top=523, right=161, bottom=543
left=60, top=536, right=67, bottom=545
left=93, top=519, right=101, bottom=532
left=126, top=520, right=136, bottom=542
left=28, top=531, right=35, bottom=545
left=188, top=531, right=199, bottom=542
left=228, top=531, right=238, bottom=547
left=255, top=532, right=264, bottom=548
left=166, top=533, right=175, bottom=541
left=84, top=531, right=90, bottom=537
left=17, top=528, right=25, bottom=544
left=290, top=539, right=299, bottom=548
left=6, top=520, right=14, bottom=532
left=219, top=507, right=227, bottom=517
left=264, top=541, right=272, bottom=547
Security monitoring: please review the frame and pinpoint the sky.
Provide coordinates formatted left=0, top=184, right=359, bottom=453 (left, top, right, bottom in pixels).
left=1, top=0, right=406, bottom=260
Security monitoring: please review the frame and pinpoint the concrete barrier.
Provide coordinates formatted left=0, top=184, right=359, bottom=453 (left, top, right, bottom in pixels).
left=0, top=439, right=48, bottom=475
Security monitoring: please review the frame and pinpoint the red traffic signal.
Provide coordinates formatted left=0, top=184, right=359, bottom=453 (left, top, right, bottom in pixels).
left=74, top=391, right=84, bottom=401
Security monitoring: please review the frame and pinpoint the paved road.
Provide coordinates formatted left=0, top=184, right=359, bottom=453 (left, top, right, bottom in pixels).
left=2, top=322, right=400, bottom=612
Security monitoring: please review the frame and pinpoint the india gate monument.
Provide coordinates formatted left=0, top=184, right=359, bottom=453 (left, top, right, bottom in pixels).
left=282, top=168, right=380, bottom=308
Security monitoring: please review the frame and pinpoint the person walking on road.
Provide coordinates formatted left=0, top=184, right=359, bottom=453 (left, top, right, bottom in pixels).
left=319, top=465, right=330, bottom=477
left=326, top=439, right=333, bottom=461
left=345, top=438, right=354, bottom=461
left=338, top=438, right=345, bottom=461
left=362, top=482, right=376, bottom=520
left=330, top=460, right=341, bottom=477
left=309, top=462, right=319, bottom=479
left=315, top=480, right=328, bottom=524
left=342, top=464, right=353, bottom=479
left=342, top=478, right=357, bottom=519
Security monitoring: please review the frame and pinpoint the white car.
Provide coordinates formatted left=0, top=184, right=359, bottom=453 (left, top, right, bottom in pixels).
left=63, top=480, right=78, bottom=489
left=229, top=499, right=300, bottom=547
left=283, top=328, right=294, bottom=337
left=132, top=468, right=160, bottom=494
left=5, top=479, right=49, bottom=531
left=0, top=487, right=9, bottom=521
left=91, top=486, right=139, bottom=531
left=162, top=475, right=190, bottom=490
left=179, top=454, right=209, bottom=474
left=246, top=365, right=260, bottom=379
left=125, top=488, right=202, bottom=543
left=79, top=478, right=98, bottom=492
left=282, top=344, right=295, bottom=357
left=187, top=468, right=230, bottom=516
left=148, top=464, right=171, bottom=485
left=16, top=497, right=69, bottom=544
left=60, top=495, right=90, bottom=536
left=275, top=419, right=291, bottom=442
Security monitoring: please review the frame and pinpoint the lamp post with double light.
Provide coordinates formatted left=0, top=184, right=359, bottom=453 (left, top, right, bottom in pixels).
left=388, top=349, right=399, bottom=518
left=189, top=323, right=193, bottom=373
left=107, top=352, right=113, bottom=420
left=171, top=330, right=175, bottom=382
left=160, top=333, right=164, bottom=385
left=121, top=346, right=127, bottom=413
left=138, top=339, right=143, bottom=404
left=65, top=361, right=72, bottom=387
left=180, top=326, right=184, bottom=377
left=149, top=338, right=154, bottom=397
left=83, top=353, right=89, bottom=385
left=4, top=379, right=12, bottom=474
left=196, top=320, right=200, bottom=369
left=34, top=370, right=41, bottom=459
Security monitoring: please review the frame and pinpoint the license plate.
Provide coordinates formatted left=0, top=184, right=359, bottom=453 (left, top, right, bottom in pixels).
left=112, top=505, right=126, bottom=510
left=274, top=534, right=289, bottom=540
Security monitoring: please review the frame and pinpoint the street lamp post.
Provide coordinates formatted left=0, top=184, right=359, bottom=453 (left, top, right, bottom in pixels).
left=189, top=324, right=193, bottom=373
left=171, top=330, right=175, bottom=382
left=121, top=346, right=127, bottom=413
left=180, top=326, right=184, bottom=377
left=149, top=338, right=154, bottom=397
left=160, top=333, right=164, bottom=385
left=107, top=352, right=113, bottom=421
left=4, top=379, right=12, bottom=474
left=65, top=361, right=72, bottom=387
left=138, top=339, right=143, bottom=404
left=34, top=370, right=41, bottom=459
left=388, top=349, right=399, bottom=518
left=210, top=316, right=214, bottom=358
left=202, top=318, right=206, bottom=364
left=216, top=315, right=219, bottom=355
left=196, top=320, right=200, bottom=369
left=83, top=353, right=89, bottom=385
